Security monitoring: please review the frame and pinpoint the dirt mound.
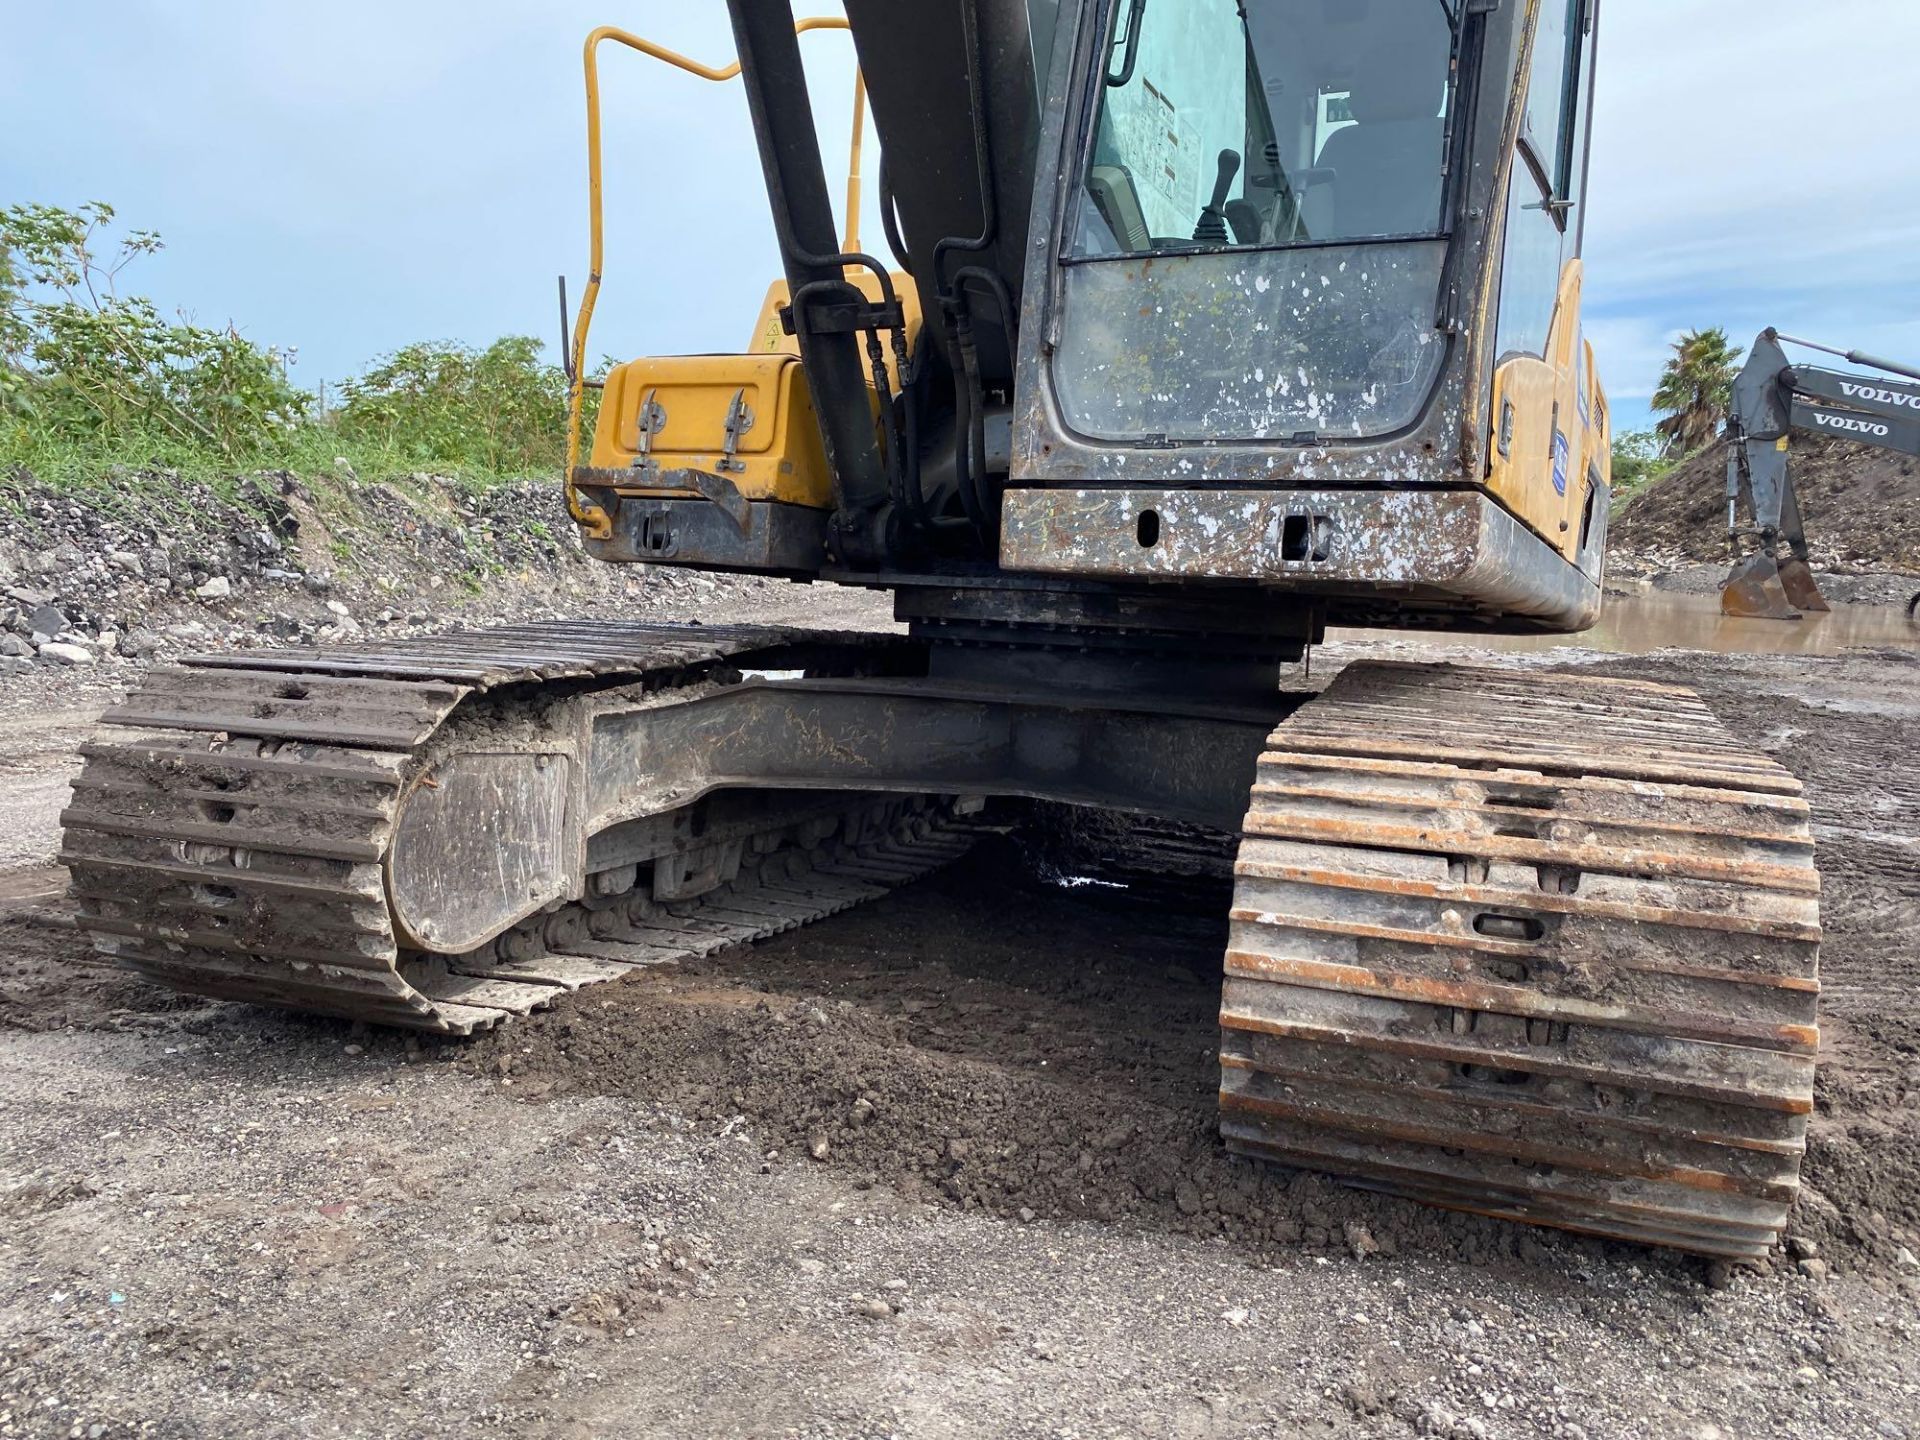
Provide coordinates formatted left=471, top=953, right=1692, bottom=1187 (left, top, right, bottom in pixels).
left=480, top=842, right=1633, bottom=1273
left=1612, top=437, right=1920, bottom=572
left=0, top=467, right=820, bottom=679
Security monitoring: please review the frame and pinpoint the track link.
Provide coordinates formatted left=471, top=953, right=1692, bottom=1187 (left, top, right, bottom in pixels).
left=61, top=621, right=969, bottom=1034
left=1220, top=661, right=1820, bottom=1259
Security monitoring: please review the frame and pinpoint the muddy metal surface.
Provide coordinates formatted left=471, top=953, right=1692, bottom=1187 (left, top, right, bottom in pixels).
left=1, top=597, right=1919, bottom=1437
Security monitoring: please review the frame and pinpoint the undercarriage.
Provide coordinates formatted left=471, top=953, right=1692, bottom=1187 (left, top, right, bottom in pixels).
left=62, top=610, right=1816, bottom=1260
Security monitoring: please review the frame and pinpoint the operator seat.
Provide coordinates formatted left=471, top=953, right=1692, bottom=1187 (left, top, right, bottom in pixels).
left=1314, top=38, right=1448, bottom=237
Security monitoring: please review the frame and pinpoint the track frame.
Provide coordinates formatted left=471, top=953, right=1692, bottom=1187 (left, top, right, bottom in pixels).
left=62, top=620, right=1283, bottom=1033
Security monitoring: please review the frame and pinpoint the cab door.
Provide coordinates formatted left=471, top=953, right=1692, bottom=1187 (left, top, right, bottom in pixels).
left=1485, top=0, right=1600, bottom=563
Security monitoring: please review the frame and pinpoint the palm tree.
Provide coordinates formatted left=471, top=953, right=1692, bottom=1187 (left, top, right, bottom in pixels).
left=1652, top=327, right=1744, bottom=457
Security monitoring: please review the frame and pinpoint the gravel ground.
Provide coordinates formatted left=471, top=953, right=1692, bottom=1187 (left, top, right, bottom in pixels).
left=1, top=587, right=1918, bottom=1439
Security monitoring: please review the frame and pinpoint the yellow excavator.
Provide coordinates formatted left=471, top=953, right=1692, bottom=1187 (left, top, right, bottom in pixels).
left=63, top=0, right=1820, bottom=1262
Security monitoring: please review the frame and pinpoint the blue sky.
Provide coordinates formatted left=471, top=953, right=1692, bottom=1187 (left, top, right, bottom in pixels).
left=1576, top=1, right=1920, bottom=433
left=6, top=2, right=1919, bottom=440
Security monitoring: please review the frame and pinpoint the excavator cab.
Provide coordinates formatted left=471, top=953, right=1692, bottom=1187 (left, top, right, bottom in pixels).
left=1002, top=0, right=1607, bottom=626
left=571, top=0, right=1611, bottom=637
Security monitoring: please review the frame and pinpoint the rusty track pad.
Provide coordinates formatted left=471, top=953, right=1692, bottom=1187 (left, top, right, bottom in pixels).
left=1219, top=661, right=1820, bottom=1259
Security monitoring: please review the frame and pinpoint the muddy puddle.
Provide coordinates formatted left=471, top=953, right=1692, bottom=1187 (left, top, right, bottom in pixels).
left=1334, top=588, right=1920, bottom=657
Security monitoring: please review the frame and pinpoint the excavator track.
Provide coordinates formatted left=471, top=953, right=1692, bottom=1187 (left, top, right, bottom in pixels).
left=1220, top=661, right=1820, bottom=1259
left=60, top=621, right=971, bottom=1035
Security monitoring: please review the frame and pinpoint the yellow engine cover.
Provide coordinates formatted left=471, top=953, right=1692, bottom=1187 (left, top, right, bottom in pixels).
left=748, top=272, right=922, bottom=392
left=589, top=351, right=832, bottom=509
left=587, top=270, right=919, bottom=515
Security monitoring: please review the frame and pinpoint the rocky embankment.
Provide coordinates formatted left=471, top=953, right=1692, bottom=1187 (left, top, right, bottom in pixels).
left=0, top=467, right=780, bottom=678
left=1612, top=436, right=1920, bottom=576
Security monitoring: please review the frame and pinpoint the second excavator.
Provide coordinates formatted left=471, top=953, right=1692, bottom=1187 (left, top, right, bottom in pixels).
left=63, top=0, right=1820, bottom=1260
left=1720, top=326, right=1920, bottom=619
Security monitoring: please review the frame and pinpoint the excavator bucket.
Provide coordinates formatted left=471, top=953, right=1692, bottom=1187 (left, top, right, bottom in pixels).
left=1720, top=552, right=1801, bottom=620
left=1776, top=557, right=1831, bottom=613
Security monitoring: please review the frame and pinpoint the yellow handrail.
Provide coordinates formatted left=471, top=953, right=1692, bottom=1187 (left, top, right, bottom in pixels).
left=844, top=64, right=866, bottom=255
left=565, top=17, right=865, bottom=538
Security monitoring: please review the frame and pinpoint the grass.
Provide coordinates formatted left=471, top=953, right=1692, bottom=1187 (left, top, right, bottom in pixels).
left=3, top=422, right=556, bottom=496
left=1608, top=468, right=1669, bottom=519
left=5, top=205, right=590, bottom=536
left=1607, top=429, right=1683, bottom=518
left=0, top=421, right=570, bottom=563
left=0, top=426, right=575, bottom=595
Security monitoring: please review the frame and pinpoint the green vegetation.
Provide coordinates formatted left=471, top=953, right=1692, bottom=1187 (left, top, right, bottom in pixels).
left=333, top=336, right=575, bottom=477
left=1, top=202, right=589, bottom=493
left=1605, top=325, right=1743, bottom=517
left=1651, top=326, right=1743, bottom=458
left=0, top=200, right=1758, bottom=547
left=1608, top=428, right=1676, bottom=514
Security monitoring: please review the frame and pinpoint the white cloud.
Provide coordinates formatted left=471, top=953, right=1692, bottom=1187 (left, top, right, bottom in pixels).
left=1585, top=0, right=1920, bottom=401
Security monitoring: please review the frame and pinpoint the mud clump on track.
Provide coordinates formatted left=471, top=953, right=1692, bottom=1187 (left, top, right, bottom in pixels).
left=481, top=841, right=1612, bottom=1272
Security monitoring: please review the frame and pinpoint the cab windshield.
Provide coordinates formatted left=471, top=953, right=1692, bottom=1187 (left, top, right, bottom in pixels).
left=1073, top=0, right=1460, bottom=256
left=1047, top=0, right=1466, bottom=443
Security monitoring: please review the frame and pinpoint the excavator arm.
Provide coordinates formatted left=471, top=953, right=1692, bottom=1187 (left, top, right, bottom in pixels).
left=1722, top=327, right=1920, bottom=618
